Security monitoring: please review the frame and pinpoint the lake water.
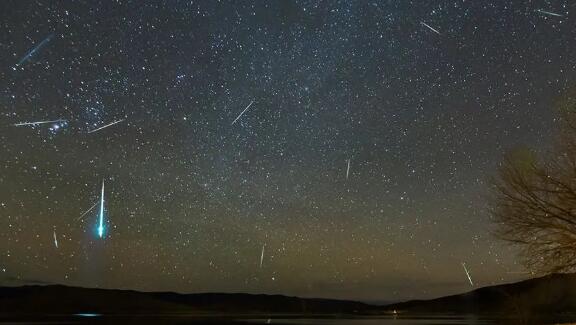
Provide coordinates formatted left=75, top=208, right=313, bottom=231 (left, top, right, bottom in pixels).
left=3, top=314, right=574, bottom=324
left=243, top=316, right=494, bottom=324
left=0, top=315, right=497, bottom=324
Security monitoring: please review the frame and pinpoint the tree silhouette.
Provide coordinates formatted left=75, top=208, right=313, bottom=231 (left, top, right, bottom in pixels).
left=492, top=93, right=576, bottom=273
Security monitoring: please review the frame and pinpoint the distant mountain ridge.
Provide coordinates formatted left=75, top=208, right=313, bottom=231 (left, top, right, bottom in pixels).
left=2, top=273, right=576, bottom=319
left=385, top=273, right=576, bottom=317
left=0, top=284, right=375, bottom=315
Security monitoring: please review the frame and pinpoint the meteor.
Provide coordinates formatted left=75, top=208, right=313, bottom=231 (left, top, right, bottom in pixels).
left=260, top=243, right=265, bottom=268
left=53, top=230, right=58, bottom=248
left=14, top=119, right=66, bottom=127
left=98, top=180, right=105, bottom=238
left=88, top=119, right=125, bottom=134
left=535, top=9, right=563, bottom=17
left=231, top=100, right=254, bottom=125
left=420, top=21, right=441, bottom=35
left=346, top=159, right=351, bottom=179
left=462, top=262, right=474, bottom=286
left=15, top=33, right=54, bottom=67
left=77, top=201, right=99, bottom=221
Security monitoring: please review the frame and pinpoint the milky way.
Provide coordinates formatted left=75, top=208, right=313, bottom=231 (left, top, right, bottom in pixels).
left=0, top=0, right=574, bottom=302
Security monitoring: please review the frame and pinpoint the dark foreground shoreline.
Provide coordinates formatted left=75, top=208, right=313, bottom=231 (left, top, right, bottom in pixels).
left=1, top=313, right=576, bottom=325
left=4, top=274, right=576, bottom=324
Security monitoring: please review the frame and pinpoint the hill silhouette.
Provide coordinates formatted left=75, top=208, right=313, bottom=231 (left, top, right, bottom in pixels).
left=385, top=273, right=576, bottom=320
left=2, top=273, right=576, bottom=323
left=0, top=284, right=374, bottom=315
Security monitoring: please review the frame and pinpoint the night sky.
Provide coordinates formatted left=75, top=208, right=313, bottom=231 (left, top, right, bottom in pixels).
left=0, top=0, right=575, bottom=303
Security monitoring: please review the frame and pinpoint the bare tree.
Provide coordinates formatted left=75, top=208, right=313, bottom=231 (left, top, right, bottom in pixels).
left=492, top=94, right=576, bottom=274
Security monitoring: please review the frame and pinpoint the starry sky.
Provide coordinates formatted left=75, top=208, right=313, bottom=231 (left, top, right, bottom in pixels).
left=0, top=0, right=575, bottom=303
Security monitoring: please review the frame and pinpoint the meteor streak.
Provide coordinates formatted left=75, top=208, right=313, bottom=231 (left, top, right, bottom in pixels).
left=77, top=201, right=99, bottom=221
left=88, top=119, right=125, bottom=134
left=14, top=119, right=66, bottom=127
left=53, top=230, right=58, bottom=248
left=535, top=9, right=563, bottom=17
left=260, top=243, right=265, bottom=268
left=420, top=21, right=441, bottom=35
left=231, top=100, right=254, bottom=125
left=98, top=180, right=105, bottom=238
left=15, top=33, right=54, bottom=67
left=462, top=262, right=474, bottom=286
left=346, top=159, right=351, bottom=179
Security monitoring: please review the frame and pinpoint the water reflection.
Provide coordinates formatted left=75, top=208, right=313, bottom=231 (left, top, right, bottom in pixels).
left=244, top=316, right=494, bottom=325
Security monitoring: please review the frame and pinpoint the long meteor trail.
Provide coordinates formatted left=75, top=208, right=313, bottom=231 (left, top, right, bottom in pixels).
left=88, top=119, right=125, bottom=134
left=53, top=230, right=58, bottom=248
left=98, top=180, right=105, bottom=238
left=231, top=100, right=254, bottom=125
left=77, top=201, right=99, bottom=221
left=15, top=33, right=54, bottom=67
left=462, top=262, right=474, bottom=286
left=260, top=243, right=265, bottom=268
left=535, top=9, right=563, bottom=17
left=346, top=159, right=351, bottom=180
left=421, top=21, right=441, bottom=35
left=14, top=119, right=66, bottom=127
